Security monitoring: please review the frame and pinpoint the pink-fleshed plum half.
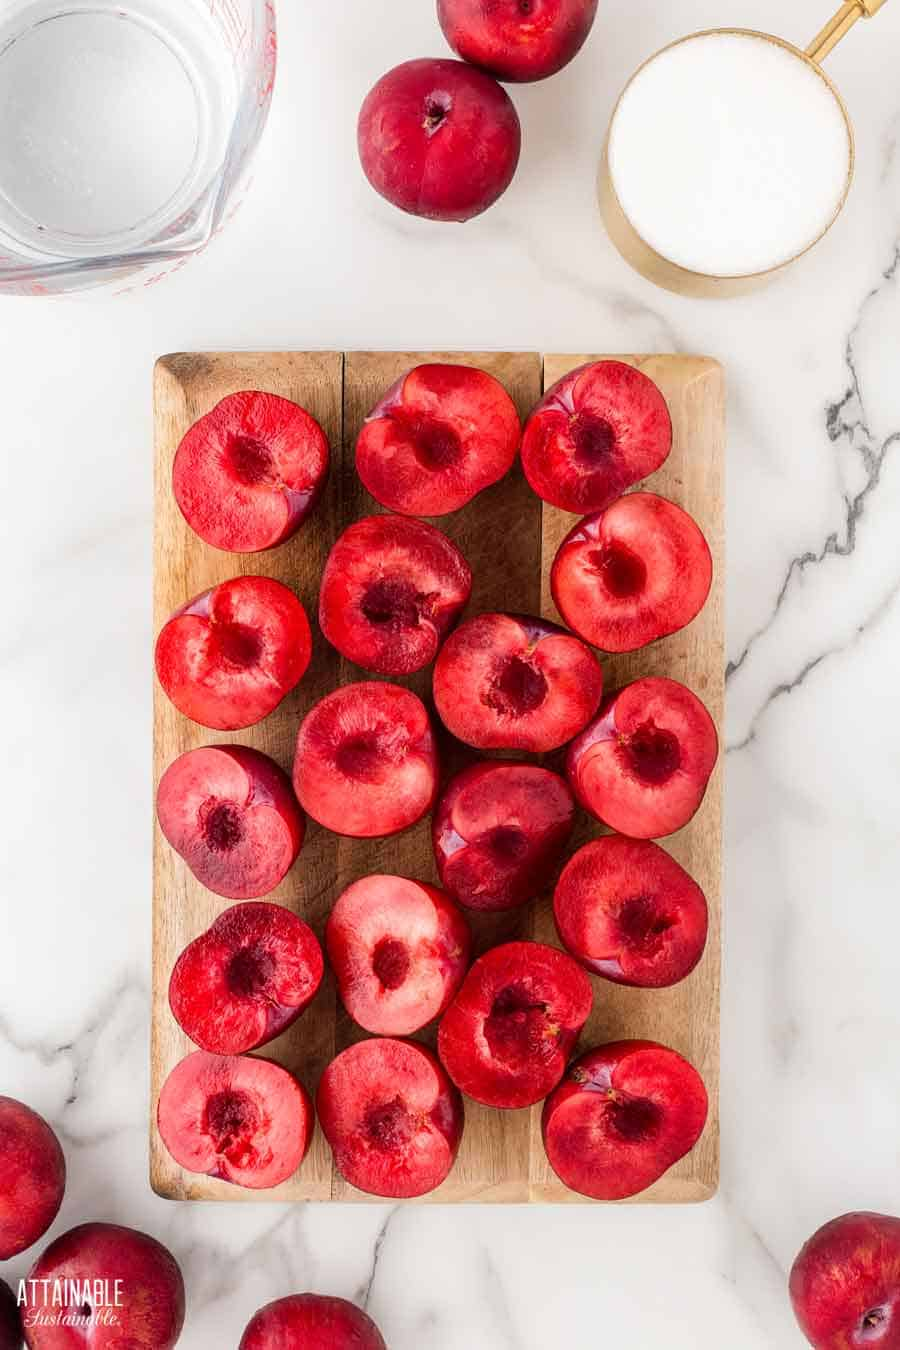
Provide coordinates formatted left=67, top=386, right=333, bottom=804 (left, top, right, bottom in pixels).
left=433, top=612, right=603, bottom=752
left=551, top=493, right=713, bottom=653
left=566, top=677, right=718, bottom=838
left=319, top=514, right=472, bottom=675
left=155, top=575, right=313, bottom=730
left=156, top=745, right=305, bottom=900
left=358, top=59, right=521, bottom=222
left=356, top=364, right=521, bottom=517
left=293, top=682, right=438, bottom=838
left=521, top=361, right=672, bottom=514
left=0, top=1098, right=65, bottom=1261
left=438, top=941, right=593, bottom=1108
left=169, top=902, right=324, bottom=1055
left=541, top=1040, right=708, bottom=1200
left=326, top=875, right=471, bottom=1036
left=157, top=1051, right=313, bottom=1192
left=239, top=1295, right=387, bottom=1350
left=23, top=1223, right=185, bottom=1349
left=553, top=835, right=708, bottom=988
left=317, top=1038, right=464, bottom=1199
left=790, top=1213, right=900, bottom=1349
left=433, top=761, right=576, bottom=912
left=0, top=1279, right=21, bottom=1350
left=437, top=0, right=600, bottom=82
left=173, top=391, right=329, bottom=553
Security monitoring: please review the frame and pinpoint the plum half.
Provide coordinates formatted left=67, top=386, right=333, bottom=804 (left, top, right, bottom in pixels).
left=433, top=761, right=575, bottom=912
left=326, top=875, right=471, bottom=1036
left=293, top=682, right=438, bottom=838
left=358, top=59, right=521, bottom=222
left=521, top=361, right=672, bottom=514
left=240, top=1295, right=387, bottom=1350
left=551, top=493, right=713, bottom=653
left=157, top=1051, right=313, bottom=1191
left=553, top=836, right=708, bottom=988
left=433, top=613, right=603, bottom=752
left=437, top=0, right=600, bottom=83
left=173, top=391, right=329, bottom=553
left=319, top=514, right=472, bottom=675
left=317, top=1038, right=464, bottom=1199
left=566, top=677, right=718, bottom=838
left=157, top=745, right=304, bottom=899
left=356, top=364, right=520, bottom=516
left=438, top=941, right=593, bottom=1108
left=155, top=575, right=312, bottom=730
left=169, top=902, right=324, bottom=1055
left=0, top=1097, right=65, bottom=1261
left=542, top=1040, right=709, bottom=1200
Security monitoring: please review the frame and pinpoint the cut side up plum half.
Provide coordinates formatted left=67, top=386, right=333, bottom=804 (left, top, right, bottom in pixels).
left=317, top=1038, right=464, bottom=1199
left=566, top=677, right=718, bottom=838
left=155, top=575, right=312, bottom=730
left=157, top=1051, right=313, bottom=1191
left=157, top=746, right=304, bottom=899
left=239, top=1294, right=387, bottom=1350
left=169, top=902, right=324, bottom=1055
left=433, top=612, right=603, bottom=752
left=326, top=875, right=472, bottom=1036
left=553, top=836, right=708, bottom=987
left=356, top=364, right=521, bottom=516
left=438, top=941, right=593, bottom=1108
left=293, top=682, right=438, bottom=837
left=319, top=514, right=472, bottom=675
left=551, top=492, right=713, bottom=653
left=437, top=0, right=600, bottom=83
left=358, top=59, right=521, bottom=222
left=173, top=391, right=330, bottom=553
left=433, top=761, right=576, bottom=912
left=521, top=361, right=672, bottom=514
left=542, top=1040, right=708, bottom=1200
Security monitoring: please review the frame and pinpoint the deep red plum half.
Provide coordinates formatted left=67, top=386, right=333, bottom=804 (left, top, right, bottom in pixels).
left=293, top=682, right=438, bottom=838
left=433, top=612, right=602, bottom=752
left=157, top=745, right=305, bottom=899
left=319, top=514, right=472, bottom=675
left=553, top=835, right=708, bottom=987
left=356, top=363, right=521, bottom=516
left=173, top=391, right=329, bottom=553
left=169, top=902, right=324, bottom=1055
left=317, top=1038, right=464, bottom=1199
left=521, top=361, right=672, bottom=514
left=566, top=676, right=718, bottom=838
left=156, top=575, right=312, bottom=730
left=542, top=1040, right=708, bottom=1200
left=438, top=941, right=593, bottom=1108
left=551, top=492, right=713, bottom=653
left=433, top=761, right=575, bottom=911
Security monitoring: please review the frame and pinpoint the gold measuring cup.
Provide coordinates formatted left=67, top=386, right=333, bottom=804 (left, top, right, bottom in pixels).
left=599, top=0, right=889, bottom=298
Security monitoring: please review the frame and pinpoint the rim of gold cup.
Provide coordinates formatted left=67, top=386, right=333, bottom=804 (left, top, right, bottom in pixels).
left=597, top=6, right=885, bottom=298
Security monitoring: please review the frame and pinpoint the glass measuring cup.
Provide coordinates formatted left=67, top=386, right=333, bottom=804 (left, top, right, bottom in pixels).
left=600, top=0, right=888, bottom=297
left=0, top=0, right=276, bottom=297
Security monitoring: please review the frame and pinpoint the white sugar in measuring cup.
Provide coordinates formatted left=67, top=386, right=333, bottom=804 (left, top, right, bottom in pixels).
left=600, top=0, right=889, bottom=297
left=0, top=0, right=276, bottom=296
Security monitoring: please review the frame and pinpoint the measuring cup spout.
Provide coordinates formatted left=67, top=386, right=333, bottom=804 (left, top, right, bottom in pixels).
left=806, top=0, right=890, bottom=63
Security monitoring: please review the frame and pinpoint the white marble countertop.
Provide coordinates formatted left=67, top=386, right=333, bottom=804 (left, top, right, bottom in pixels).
left=2, top=0, right=900, bottom=1345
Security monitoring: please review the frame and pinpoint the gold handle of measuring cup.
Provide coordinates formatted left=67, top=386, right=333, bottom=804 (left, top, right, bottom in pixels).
left=807, top=0, right=889, bottom=63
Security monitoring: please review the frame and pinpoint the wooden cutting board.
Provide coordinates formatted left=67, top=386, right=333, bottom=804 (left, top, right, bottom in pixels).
left=150, top=351, right=724, bottom=1204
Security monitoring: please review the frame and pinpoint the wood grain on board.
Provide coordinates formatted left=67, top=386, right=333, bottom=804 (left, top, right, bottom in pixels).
left=151, top=350, right=724, bottom=1204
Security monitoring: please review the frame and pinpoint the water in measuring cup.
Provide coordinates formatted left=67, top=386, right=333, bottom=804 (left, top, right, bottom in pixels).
left=0, top=1, right=238, bottom=260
